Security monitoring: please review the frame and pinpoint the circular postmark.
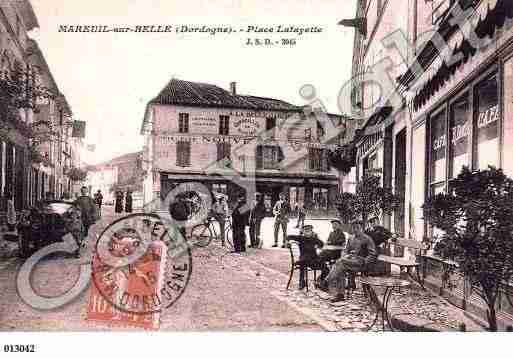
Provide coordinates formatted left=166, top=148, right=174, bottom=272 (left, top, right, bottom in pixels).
left=92, top=213, right=192, bottom=315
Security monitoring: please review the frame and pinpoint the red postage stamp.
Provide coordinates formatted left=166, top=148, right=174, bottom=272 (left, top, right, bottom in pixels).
left=87, top=235, right=167, bottom=330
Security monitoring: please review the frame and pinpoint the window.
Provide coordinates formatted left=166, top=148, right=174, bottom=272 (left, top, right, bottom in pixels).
left=449, top=96, right=470, bottom=178
left=429, top=109, right=447, bottom=195
left=176, top=141, right=191, bottom=167
left=474, top=76, right=499, bottom=170
left=219, top=115, right=230, bottom=136
left=178, top=113, right=189, bottom=133
left=309, top=148, right=330, bottom=172
left=216, top=143, right=231, bottom=168
left=265, top=117, right=276, bottom=138
left=256, top=145, right=283, bottom=170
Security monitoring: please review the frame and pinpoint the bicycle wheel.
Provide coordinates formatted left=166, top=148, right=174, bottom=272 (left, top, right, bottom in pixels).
left=190, top=223, right=213, bottom=247
left=224, top=224, right=234, bottom=249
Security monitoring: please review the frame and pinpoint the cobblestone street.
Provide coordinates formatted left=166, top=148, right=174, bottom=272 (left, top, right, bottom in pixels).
left=0, top=207, right=488, bottom=331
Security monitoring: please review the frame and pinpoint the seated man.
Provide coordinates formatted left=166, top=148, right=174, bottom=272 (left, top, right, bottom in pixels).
left=325, top=219, right=377, bottom=302
left=290, top=224, right=324, bottom=290
left=316, top=219, right=346, bottom=289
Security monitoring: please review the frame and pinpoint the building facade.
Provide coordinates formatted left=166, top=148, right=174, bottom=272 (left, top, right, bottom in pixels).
left=1, top=0, right=82, bottom=217
left=86, top=151, right=143, bottom=205
left=141, top=79, right=345, bottom=213
left=347, top=0, right=513, bottom=323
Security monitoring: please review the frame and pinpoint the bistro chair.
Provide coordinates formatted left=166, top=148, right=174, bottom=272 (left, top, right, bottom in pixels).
left=286, top=235, right=321, bottom=291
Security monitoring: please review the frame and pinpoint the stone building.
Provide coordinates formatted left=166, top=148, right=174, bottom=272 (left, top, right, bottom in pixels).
left=141, top=79, right=346, bottom=212
left=1, top=0, right=81, bottom=214
left=346, top=0, right=513, bottom=323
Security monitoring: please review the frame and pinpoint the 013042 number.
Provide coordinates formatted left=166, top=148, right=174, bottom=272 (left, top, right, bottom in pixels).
left=3, top=344, right=36, bottom=353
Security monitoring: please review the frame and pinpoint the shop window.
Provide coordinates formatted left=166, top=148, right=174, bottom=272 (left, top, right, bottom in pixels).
left=449, top=96, right=470, bottom=178
left=176, top=141, right=191, bottom=167
left=429, top=109, right=447, bottom=195
left=178, top=113, right=189, bottom=133
left=219, top=115, right=230, bottom=136
left=216, top=143, right=231, bottom=168
left=256, top=145, right=283, bottom=170
left=474, top=75, right=499, bottom=170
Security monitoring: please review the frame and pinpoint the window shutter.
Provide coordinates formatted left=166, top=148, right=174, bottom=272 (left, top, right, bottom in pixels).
left=256, top=145, right=263, bottom=169
left=185, top=142, right=191, bottom=166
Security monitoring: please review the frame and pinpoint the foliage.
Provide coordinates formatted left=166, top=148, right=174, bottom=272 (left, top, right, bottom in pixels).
left=334, top=173, right=401, bottom=228
left=1, top=67, right=58, bottom=137
left=328, top=144, right=356, bottom=174
left=422, top=166, right=513, bottom=331
left=67, top=167, right=88, bottom=182
left=28, top=145, right=44, bottom=164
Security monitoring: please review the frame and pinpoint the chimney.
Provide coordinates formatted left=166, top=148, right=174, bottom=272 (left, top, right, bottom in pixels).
left=230, top=82, right=237, bottom=95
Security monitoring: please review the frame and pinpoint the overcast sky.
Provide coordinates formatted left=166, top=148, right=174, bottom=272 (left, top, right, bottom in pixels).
left=29, top=0, right=356, bottom=165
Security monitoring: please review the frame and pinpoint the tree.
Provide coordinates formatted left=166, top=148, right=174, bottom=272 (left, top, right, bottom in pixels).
left=328, top=144, right=357, bottom=175
left=423, top=166, right=513, bottom=331
left=334, top=173, right=401, bottom=229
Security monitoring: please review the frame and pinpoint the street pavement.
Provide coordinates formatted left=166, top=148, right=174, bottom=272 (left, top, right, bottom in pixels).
left=0, top=207, right=333, bottom=331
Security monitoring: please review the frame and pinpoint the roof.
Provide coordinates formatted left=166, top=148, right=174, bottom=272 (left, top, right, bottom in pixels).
left=151, top=78, right=302, bottom=112
left=88, top=151, right=142, bottom=171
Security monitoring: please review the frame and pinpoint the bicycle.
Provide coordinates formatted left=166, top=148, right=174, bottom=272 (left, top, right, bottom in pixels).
left=190, top=216, right=233, bottom=249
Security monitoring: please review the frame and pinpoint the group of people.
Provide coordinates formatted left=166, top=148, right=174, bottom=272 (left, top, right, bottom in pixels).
left=228, top=192, right=266, bottom=253
left=114, top=190, right=133, bottom=214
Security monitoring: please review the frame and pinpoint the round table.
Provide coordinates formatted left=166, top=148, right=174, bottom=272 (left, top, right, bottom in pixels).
left=359, top=276, right=410, bottom=331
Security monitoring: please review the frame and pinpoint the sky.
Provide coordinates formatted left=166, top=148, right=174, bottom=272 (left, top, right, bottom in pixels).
left=29, top=0, right=357, bottom=165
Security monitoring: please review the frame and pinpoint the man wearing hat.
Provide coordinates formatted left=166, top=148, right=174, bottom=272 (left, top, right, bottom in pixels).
left=294, top=224, right=324, bottom=290
left=325, top=219, right=377, bottom=302
left=231, top=195, right=249, bottom=253
left=316, top=219, right=346, bottom=289
left=248, top=192, right=266, bottom=248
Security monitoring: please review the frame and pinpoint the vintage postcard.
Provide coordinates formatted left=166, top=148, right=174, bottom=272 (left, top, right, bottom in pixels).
left=1, top=0, right=513, bottom=356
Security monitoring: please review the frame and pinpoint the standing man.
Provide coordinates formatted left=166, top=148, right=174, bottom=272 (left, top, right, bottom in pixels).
left=295, top=202, right=306, bottom=229
left=273, top=192, right=290, bottom=248
left=248, top=192, right=265, bottom=248
left=74, top=186, right=99, bottom=240
left=94, top=190, right=103, bottom=217
left=125, top=190, right=133, bottom=213
left=212, top=195, right=229, bottom=246
left=115, top=190, right=124, bottom=213
left=326, top=219, right=377, bottom=302
left=231, top=196, right=248, bottom=253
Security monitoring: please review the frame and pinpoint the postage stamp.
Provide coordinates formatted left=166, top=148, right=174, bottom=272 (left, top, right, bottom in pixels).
left=87, top=213, right=192, bottom=329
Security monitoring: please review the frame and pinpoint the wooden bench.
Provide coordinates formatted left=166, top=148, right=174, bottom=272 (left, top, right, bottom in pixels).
left=377, top=238, right=429, bottom=288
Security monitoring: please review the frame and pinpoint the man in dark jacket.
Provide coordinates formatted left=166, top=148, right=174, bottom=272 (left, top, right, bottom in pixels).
left=169, top=193, right=191, bottom=240
left=94, top=190, right=103, bottom=217
left=317, top=219, right=346, bottom=287
left=231, top=196, right=248, bottom=253
left=291, top=225, right=324, bottom=290
left=74, top=186, right=99, bottom=240
left=248, top=192, right=265, bottom=248
left=326, top=220, right=377, bottom=302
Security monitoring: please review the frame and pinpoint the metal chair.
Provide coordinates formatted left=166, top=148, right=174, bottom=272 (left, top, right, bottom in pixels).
left=286, top=236, right=322, bottom=291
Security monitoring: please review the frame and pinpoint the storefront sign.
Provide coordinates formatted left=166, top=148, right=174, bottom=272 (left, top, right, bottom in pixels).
left=450, top=122, right=470, bottom=144
left=477, top=105, right=499, bottom=129
left=432, top=135, right=446, bottom=151
left=191, top=117, right=217, bottom=130
left=233, top=118, right=261, bottom=135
